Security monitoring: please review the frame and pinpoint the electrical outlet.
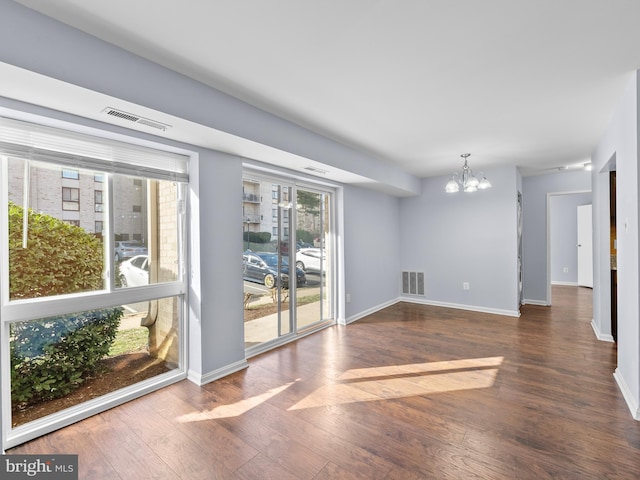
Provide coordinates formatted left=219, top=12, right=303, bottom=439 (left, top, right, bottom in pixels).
left=346, top=293, right=351, bottom=303
left=463, top=282, right=470, bottom=290
left=563, top=267, right=569, bottom=273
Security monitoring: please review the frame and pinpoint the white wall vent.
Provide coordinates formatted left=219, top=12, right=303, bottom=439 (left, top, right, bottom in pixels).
left=402, top=271, right=425, bottom=295
left=102, top=107, right=171, bottom=131
left=304, top=166, right=328, bottom=175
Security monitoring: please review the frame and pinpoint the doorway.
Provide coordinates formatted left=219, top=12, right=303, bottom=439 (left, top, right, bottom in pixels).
left=547, top=190, right=592, bottom=304
left=610, top=171, right=617, bottom=342
left=242, top=173, right=334, bottom=354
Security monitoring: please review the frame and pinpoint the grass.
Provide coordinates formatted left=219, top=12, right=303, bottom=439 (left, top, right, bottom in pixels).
left=245, top=293, right=321, bottom=311
left=108, top=327, right=149, bottom=357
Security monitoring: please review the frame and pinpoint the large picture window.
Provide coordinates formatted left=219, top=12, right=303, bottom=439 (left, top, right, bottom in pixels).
left=0, top=115, right=190, bottom=449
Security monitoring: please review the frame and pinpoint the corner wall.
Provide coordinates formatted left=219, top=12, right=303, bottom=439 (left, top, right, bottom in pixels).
left=521, top=170, right=592, bottom=304
left=399, top=167, right=520, bottom=316
left=591, top=71, right=640, bottom=419
left=342, top=185, right=402, bottom=323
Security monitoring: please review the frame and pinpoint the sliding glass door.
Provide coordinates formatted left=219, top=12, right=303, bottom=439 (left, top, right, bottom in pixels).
left=242, top=173, right=334, bottom=353
left=295, top=188, right=331, bottom=331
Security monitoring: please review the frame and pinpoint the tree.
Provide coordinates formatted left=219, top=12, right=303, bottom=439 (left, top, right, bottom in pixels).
left=296, top=191, right=320, bottom=217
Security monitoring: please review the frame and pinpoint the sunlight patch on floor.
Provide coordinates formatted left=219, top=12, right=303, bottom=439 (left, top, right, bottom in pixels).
left=288, top=357, right=503, bottom=411
left=176, top=380, right=298, bottom=422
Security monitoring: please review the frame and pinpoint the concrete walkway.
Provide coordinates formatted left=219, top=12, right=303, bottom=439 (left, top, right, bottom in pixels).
left=244, top=301, right=326, bottom=344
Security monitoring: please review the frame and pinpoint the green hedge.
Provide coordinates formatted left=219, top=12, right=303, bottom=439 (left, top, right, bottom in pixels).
left=8, top=201, right=122, bottom=407
left=243, top=231, right=271, bottom=243
left=8, top=202, right=104, bottom=300
left=10, top=307, right=124, bottom=406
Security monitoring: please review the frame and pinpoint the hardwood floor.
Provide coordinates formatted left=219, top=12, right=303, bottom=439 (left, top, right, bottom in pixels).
left=9, top=286, right=640, bottom=479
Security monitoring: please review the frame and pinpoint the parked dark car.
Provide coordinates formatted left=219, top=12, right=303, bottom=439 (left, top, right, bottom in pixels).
left=114, top=241, right=147, bottom=262
left=243, top=251, right=306, bottom=288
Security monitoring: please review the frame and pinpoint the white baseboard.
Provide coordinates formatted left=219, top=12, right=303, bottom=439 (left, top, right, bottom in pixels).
left=347, top=297, right=522, bottom=323
left=591, top=319, right=615, bottom=342
left=551, top=281, right=579, bottom=286
left=187, top=359, right=249, bottom=386
left=399, top=296, right=521, bottom=318
left=345, top=298, right=399, bottom=325
left=522, top=298, right=549, bottom=306
left=613, top=368, right=640, bottom=421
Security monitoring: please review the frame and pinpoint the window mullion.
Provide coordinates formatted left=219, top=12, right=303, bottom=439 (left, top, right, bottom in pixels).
left=106, top=173, right=115, bottom=291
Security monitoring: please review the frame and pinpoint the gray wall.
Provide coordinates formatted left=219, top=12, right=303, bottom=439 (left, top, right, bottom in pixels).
left=521, top=170, right=592, bottom=304
left=399, top=166, right=520, bottom=316
left=343, top=185, right=401, bottom=322
left=591, top=71, right=640, bottom=417
left=550, top=192, right=592, bottom=284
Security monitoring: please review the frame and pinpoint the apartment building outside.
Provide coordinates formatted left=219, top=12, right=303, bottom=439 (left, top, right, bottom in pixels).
left=8, top=160, right=148, bottom=243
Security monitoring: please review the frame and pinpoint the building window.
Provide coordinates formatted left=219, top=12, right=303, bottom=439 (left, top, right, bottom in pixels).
left=62, top=169, right=79, bottom=179
left=132, top=205, right=141, bottom=213
left=62, top=187, right=80, bottom=210
left=95, top=190, right=103, bottom=212
left=133, top=179, right=142, bottom=186
left=94, top=173, right=104, bottom=183
left=0, top=115, right=189, bottom=450
left=64, top=220, right=80, bottom=227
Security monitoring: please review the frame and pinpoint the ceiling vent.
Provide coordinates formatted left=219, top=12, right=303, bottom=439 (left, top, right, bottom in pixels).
left=102, top=107, right=171, bottom=131
left=304, top=166, right=328, bottom=175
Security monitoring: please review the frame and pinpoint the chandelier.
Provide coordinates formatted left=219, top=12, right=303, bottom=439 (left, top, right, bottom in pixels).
left=445, top=153, right=492, bottom=193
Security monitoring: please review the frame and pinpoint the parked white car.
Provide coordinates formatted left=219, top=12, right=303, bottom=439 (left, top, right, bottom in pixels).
left=118, top=255, right=149, bottom=287
left=295, top=248, right=326, bottom=273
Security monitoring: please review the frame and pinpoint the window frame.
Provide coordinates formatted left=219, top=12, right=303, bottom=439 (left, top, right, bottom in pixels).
left=61, top=168, right=79, bottom=180
left=0, top=113, right=192, bottom=450
left=62, top=186, right=80, bottom=211
left=94, top=189, right=103, bottom=212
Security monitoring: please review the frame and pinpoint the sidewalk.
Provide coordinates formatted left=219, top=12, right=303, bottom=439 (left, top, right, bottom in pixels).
left=245, top=300, right=325, bottom=344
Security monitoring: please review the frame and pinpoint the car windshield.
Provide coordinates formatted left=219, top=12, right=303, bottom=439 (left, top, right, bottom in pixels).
left=257, top=253, right=289, bottom=267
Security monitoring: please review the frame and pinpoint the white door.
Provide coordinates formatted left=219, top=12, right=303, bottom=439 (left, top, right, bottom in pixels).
left=577, top=204, right=593, bottom=287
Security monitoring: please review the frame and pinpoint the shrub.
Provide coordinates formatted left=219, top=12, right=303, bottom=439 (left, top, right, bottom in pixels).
left=7, top=201, right=120, bottom=407
left=296, top=229, right=315, bottom=245
left=243, top=231, right=271, bottom=243
left=8, top=201, right=104, bottom=300
left=10, top=307, right=124, bottom=406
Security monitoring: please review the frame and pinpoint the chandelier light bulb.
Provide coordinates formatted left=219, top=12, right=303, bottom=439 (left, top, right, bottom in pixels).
left=445, top=153, right=491, bottom=193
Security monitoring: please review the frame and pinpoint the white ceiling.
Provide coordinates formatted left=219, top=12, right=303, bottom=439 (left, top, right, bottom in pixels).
left=11, top=0, right=640, bottom=178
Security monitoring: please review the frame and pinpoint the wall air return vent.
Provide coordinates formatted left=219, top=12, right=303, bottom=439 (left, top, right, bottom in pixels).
left=102, top=107, right=171, bottom=131
left=402, top=271, right=425, bottom=295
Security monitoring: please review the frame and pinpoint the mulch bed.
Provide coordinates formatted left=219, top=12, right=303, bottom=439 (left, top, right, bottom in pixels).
left=11, top=352, right=169, bottom=427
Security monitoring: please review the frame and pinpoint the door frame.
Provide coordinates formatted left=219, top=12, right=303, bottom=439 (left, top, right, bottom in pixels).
left=545, top=189, right=591, bottom=305
left=242, top=167, right=338, bottom=358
